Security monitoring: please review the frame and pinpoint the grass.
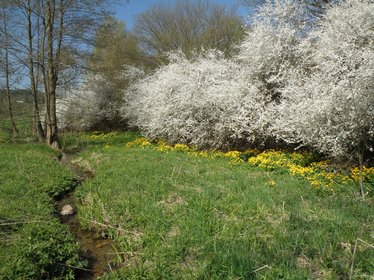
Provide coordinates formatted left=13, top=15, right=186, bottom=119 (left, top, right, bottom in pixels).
left=66, top=132, right=373, bottom=279
left=0, top=143, right=85, bottom=279
left=0, top=104, right=36, bottom=143
left=59, top=130, right=141, bottom=151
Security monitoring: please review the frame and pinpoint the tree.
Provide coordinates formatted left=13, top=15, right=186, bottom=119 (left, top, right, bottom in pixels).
left=134, top=0, right=245, bottom=60
left=86, top=16, right=145, bottom=128
left=90, top=16, right=143, bottom=80
left=0, top=3, right=18, bottom=135
left=5, top=0, right=116, bottom=148
left=89, top=16, right=143, bottom=103
left=25, top=0, right=45, bottom=142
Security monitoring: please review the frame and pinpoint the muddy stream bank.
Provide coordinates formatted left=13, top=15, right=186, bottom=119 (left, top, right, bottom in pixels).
left=55, top=152, right=118, bottom=279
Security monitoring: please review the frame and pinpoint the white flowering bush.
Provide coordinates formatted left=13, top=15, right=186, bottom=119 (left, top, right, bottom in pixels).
left=125, top=50, right=268, bottom=149
left=272, top=0, right=374, bottom=158
left=57, top=73, right=131, bottom=130
left=56, top=88, right=99, bottom=131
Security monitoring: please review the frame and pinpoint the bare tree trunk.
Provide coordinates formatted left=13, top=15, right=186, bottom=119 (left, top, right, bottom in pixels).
left=1, top=7, right=18, bottom=135
left=45, top=0, right=59, bottom=149
left=26, top=0, right=45, bottom=142
left=4, top=51, right=18, bottom=135
left=35, top=0, right=49, bottom=135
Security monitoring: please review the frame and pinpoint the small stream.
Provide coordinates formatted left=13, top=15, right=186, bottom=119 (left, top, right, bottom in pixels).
left=55, top=152, right=118, bottom=279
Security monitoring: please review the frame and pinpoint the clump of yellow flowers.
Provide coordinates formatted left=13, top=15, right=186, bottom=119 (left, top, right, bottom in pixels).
left=125, top=137, right=152, bottom=148
left=125, top=137, right=374, bottom=191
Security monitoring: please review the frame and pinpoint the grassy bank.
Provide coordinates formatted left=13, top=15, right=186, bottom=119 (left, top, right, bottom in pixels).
left=0, top=143, right=85, bottom=279
left=67, top=132, right=373, bottom=279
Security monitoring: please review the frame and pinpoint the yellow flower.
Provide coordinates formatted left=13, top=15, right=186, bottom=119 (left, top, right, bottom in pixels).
left=268, top=179, right=276, bottom=187
left=198, top=151, right=209, bottom=158
left=350, top=166, right=374, bottom=182
left=222, top=151, right=243, bottom=163
left=156, top=143, right=173, bottom=152
left=173, top=144, right=191, bottom=152
left=288, top=164, right=314, bottom=176
left=125, top=137, right=151, bottom=148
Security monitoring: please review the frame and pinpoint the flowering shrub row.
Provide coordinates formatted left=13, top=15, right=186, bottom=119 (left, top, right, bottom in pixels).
left=124, top=0, right=374, bottom=162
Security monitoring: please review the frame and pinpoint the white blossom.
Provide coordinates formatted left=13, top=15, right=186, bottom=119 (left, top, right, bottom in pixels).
left=272, top=0, right=374, bottom=157
left=125, top=50, right=266, bottom=148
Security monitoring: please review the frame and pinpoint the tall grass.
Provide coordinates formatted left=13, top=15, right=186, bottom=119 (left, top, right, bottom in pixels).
left=71, top=133, right=373, bottom=279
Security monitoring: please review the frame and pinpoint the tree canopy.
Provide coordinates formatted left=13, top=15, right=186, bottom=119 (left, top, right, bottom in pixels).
left=134, top=0, right=245, bottom=60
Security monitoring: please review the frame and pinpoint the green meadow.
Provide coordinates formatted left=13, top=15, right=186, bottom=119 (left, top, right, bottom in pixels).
left=0, top=128, right=373, bottom=279
left=68, top=132, right=373, bottom=279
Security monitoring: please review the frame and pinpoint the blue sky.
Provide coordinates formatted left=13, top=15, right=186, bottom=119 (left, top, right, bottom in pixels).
left=115, top=0, right=252, bottom=30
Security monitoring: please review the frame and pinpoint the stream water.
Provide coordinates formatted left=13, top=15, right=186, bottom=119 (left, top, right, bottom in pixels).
left=55, top=152, right=118, bottom=279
